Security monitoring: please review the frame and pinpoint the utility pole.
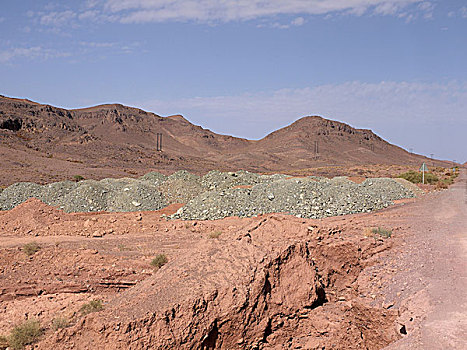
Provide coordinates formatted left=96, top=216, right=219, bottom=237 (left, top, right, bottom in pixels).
left=156, top=133, right=162, bottom=152
left=314, top=141, right=319, bottom=155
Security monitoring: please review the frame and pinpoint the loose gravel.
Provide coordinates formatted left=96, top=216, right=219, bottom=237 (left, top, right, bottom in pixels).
left=0, top=182, right=44, bottom=210
left=0, top=170, right=418, bottom=217
left=172, top=176, right=417, bottom=220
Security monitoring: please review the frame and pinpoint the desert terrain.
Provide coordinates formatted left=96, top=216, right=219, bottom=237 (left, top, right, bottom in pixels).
left=0, top=169, right=464, bottom=349
left=0, top=95, right=451, bottom=187
left=0, top=96, right=465, bottom=349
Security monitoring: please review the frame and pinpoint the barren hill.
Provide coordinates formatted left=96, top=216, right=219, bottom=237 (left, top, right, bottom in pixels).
left=0, top=95, right=444, bottom=185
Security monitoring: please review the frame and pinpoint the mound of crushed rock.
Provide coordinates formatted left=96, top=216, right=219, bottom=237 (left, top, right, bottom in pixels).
left=172, top=176, right=416, bottom=220
left=0, top=170, right=417, bottom=217
left=0, top=177, right=167, bottom=213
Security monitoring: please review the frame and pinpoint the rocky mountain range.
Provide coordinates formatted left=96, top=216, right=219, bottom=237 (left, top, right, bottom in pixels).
left=0, top=95, right=443, bottom=185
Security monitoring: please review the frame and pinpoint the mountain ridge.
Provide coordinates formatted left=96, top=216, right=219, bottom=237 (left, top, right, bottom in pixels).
left=0, top=94, right=448, bottom=185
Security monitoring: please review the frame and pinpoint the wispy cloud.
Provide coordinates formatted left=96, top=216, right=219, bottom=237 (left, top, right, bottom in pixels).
left=79, top=41, right=116, bottom=48
left=0, top=17, right=5, bottom=24
left=39, top=10, right=77, bottom=26
left=138, top=81, right=467, bottom=160
left=448, top=6, right=467, bottom=19
left=31, top=0, right=433, bottom=27
left=396, top=1, right=434, bottom=22
left=261, top=16, right=306, bottom=29
left=0, top=46, right=71, bottom=63
left=460, top=6, right=467, bottom=18
left=104, top=0, right=425, bottom=24
left=77, top=40, right=142, bottom=55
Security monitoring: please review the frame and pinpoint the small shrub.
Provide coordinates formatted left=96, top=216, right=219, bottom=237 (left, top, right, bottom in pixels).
left=0, top=335, right=8, bottom=350
left=8, top=319, right=42, bottom=350
left=150, top=254, right=168, bottom=269
left=436, top=181, right=449, bottom=189
left=80, top=300, right=103, bottom=315
left=22, top=242, right=40, bottom=256
left=208, top=231, right=222, bottom=239
left=51, top=317, right=69, bottom=330
left=372, top=227, right=392, bottom=238
left=73, top=175, right=85, bottom=182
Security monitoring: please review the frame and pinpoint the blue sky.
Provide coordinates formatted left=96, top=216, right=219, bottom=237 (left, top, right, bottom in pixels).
left=1, top=0, right=466, bottom=163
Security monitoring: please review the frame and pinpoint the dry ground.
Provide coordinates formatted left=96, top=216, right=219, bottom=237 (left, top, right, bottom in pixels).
left=0, top=170, right=465, bottom=349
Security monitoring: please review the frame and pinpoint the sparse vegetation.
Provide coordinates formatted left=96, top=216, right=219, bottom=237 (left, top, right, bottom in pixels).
left=371, top=227, right=392, bottom=238
left=118, top=244, right=132, bottom=252
left=80, top=299, right=103, bottom=315
left=22, top=242, right=41, bottom=256
left=7, top=319, right=42, bottom=350
left=209, top=231, right=222, bottom=239
left=0, top=335, right=8, bottom=350
left=397, top=170, right=438, bottom=184
left=397, top=166, right=459, bottom=189
left=437, top=177, right=454, bottom=188
left=73, top=175, right=85, bottom=182
left=150, top=253, right=168, bottom=269
left=51, top=317, right=69, bottom=331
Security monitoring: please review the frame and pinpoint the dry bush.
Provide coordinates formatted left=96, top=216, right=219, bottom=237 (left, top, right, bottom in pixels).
left=0, top=335, right=8, bottom=350
left=150, top=254, right=168, bottom=269
left=80, top=300, right=103, bottom=316
left=22, top=242, right=41, bottom=256
left=371, top=227, right=392, bottom=238
left=209, top=231, right=222, bottom=239
left=51, top=317, right=69, bottom=331
left=7, top=319, right=42, bottom=350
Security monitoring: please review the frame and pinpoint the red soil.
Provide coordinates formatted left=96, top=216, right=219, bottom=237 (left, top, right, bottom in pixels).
left=0, top=171, right=464, bottom=349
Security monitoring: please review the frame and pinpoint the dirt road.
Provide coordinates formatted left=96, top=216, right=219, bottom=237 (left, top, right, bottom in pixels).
left=384, top=169, right=467, bottom=349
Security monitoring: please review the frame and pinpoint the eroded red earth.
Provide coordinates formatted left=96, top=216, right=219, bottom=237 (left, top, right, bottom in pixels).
left=0, top=171, right=465, bottom=349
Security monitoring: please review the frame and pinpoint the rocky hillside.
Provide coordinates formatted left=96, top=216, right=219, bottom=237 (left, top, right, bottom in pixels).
left=0, top=95, right=444, bottom=185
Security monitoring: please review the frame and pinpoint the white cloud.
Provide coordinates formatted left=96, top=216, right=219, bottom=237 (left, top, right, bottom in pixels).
left=461, top=7, right=467, bottom=18
left=374, top=2, right=402, bottom=16
left=31, top=0, right=436, bottom=27
left=79, top=41, right=116, bottom=48
left=291, top=16, right=305, bottom=26
left=0, top=17, right=5, bottom=24
left=101, top=0, right=424, bottom=23
left=77, top=40, right=141, bottom=55
left=418, top=1, right=434, bottom=19
left=139, top=81, right=467, bottom=160
left=447, top=6, right=467, bottom=19
left=0, top=46, right=70, bottom=63
left=40, top=10, right=77, bottom=26
left=78, top=10, right=100, bottom=21
left=268, top=16, right=306, bottom=29
left=142, top=81, right=467, bottom=128
left=85, top=0, right=101, bottom=9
